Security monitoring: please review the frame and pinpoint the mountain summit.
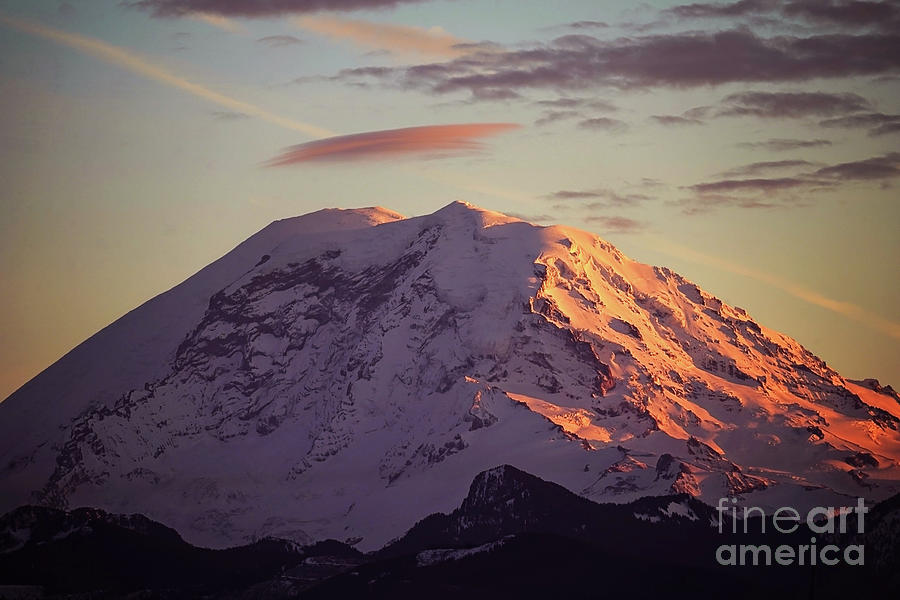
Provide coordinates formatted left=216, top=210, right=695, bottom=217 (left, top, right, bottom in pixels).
left=1, top=202, right=898, bottom=549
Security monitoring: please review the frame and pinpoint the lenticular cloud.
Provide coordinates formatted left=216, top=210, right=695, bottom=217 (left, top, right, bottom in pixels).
left=265, top=123, right=520, bottom=165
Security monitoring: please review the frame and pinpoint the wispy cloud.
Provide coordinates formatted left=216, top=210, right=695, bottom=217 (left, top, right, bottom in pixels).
left=584, top=215, right=645, bottom=233
left=188, top=11, right=244, bottom=33
left=651, top=115, right=704, bottom=126
left=534, top=97, right=617, bottom=111
left=819, top=112, right=900, bottom=136
left=0, top=14, right=334, bottom=138
left=294, top=15, right=470, bottom=58
left=549, top=187, right=649, bottom=206
left=870, top=122, right=900, bottom=136
left=688, top=177, right=816, bottom=194
left=564, top=20, right=610, bottom=29
left=131, top=0, right=435, bottom=17
left=664, top=0, right=777, bottom=19
left=211, top=110, right=249, bottom=120
left=737, top=138, right=832, bottom=151
left=578, top=117, right=628, bottom=132
left=650, top=237, right=900, bottom=341
left=813, top=152, right=900, bottom=180
left=716, top=90, right=872, bottom=118
left=718, top=159, right=816, bottom=177
left=257, top=34, right=304, bottom=47
left=264, top=123, right=520, bottom=165
left=532, top=97, right=617, bottom=125
left=535, top=110, right=580, bottom=126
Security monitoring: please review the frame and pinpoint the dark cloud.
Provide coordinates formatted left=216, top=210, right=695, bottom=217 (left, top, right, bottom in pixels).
left=578, top=117, right=628, bottom=132
left=211, top=111, right=249, bottom=120
left=130, top=0, right=436, bottom=16
left=870, top=121, right=900, bottom=135
left=651, top=115, right=704, bottom=125
left=535, top=110, right=581, bottom=126
left=717, top=91, right=872, bottom=117
left=737, top=137, right=832, bottom=150
left=688, top=177, right=816, bottom=194
left=819, top=112, right=896, bottom=127
left=683, top=106, right=714, bottom=119
left=549, top=188, right=649, bottom=206
left=535, top=97, right=582, bottom=109
left=665, top=0, right=778, bottom=19
left=819, top=111, right=900, bottom=135
left=264, top=123, right=519, bottom=165
left=334, top=66, right=396, bottom=79
left=257, top=35, right=304, bottom=46
left=783, top=0, right=900, bottom=29
left=718, top=159, right=816, bottom=176
left=341, top=28, right=900, bottom=99
left=673, top=194, right=778, bottom=215
left=470, top=87, right=521, bottom=101
left=667, top=0, right=900, bottom=31
left=565, top=20, right=610, bottom=29
left=534, top=97, right=617, bottom=111
left=813, top=152, right=900, bottom=180
left=583, top=215, right=645, bottom=233
left=682, top=152, right=899, bottom=211
left=551, top=190, right=606, bottom=200
left=452, top=41, right=504, bottom=53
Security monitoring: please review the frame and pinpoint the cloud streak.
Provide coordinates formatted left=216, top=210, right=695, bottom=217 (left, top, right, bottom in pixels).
left=584, top=215, right=645, bottom=233
left=651, top=115, right=704, bottom=126
left=294, top=15, right=470, bottom=58
left=737, top=137, right=832, bottom=150
left=717, top=91, right=872, bottom=118
left=549, top=187, right=649, bottom=206
left=665, top=0, right=778, bottom=19
left=188, top=11, right=244, bottom=32
left=651, top=237, right=900, bottom=341
left=718, top=159, right=816, bottom=176
left=535, top=110, right=580, bottom=126
left=131, top=0, right=435, bottom=16
left=689, top=177, right=815, bottom=194
left=0, top=14, right=334, bottom=138
left=578, top=117, right=628, bottom=132
left=257, top=34, right=304, bottom=46
left=264, top=123, right=519, bottom=165
left=819, top=111, right=900, bottom=136
left=813, top=152, right=900, bottom=180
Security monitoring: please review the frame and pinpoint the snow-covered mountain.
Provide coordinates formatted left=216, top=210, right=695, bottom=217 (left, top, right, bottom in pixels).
left=1, top=201, right=898, bottom=550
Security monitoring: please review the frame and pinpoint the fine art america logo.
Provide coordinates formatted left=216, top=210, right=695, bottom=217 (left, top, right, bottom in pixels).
left=715, top=497, right=867, bottom=566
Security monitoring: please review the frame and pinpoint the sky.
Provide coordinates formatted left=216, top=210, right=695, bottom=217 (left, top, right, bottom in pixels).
left=0, top=0, right=898, bottom=401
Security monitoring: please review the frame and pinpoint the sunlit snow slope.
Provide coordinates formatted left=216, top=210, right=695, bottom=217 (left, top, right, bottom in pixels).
left=1, top=201, right=898, bottom=550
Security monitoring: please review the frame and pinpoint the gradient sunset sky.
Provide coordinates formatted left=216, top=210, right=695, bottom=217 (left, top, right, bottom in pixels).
left=1, top=0, right=898, bottom=401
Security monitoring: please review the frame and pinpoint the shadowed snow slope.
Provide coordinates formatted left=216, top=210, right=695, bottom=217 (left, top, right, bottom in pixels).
left=1, top=201, right=898, bottom=550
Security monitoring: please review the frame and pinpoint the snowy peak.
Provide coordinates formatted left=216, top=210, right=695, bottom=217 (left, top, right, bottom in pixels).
left=429, top=200, right=523, bottom=227
left=0, top=201, right=898, bottom=551
left=268, top=205, right=405, bottom=232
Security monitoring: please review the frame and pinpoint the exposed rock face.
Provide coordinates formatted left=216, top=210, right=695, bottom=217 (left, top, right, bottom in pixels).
left=1, top=202, right=898, bottom=550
